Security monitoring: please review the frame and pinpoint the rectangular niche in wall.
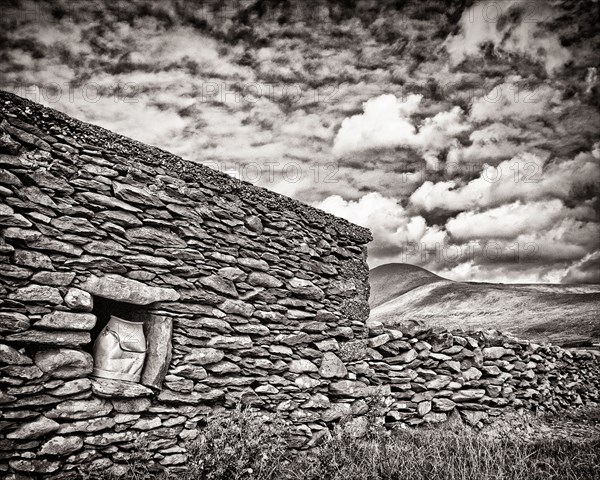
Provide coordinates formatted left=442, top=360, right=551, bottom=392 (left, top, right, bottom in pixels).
left=90, top=296, right=172, bottom=390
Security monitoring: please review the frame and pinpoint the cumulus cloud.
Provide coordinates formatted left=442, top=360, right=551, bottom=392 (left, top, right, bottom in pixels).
left=333, top=94, right=470, bottom=165
left=315, top=192, right=447, bottom=260
left=410, top=150, right=600, bottom=213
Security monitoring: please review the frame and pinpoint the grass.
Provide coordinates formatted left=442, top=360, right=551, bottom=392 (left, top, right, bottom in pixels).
left=85, top=407, right=600, bottom=480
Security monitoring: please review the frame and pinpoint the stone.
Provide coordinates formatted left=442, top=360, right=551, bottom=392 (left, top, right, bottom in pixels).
left=368, top=333, right=391, bottom=348
left=392, top=349, right=418, bottom=364
left=132, top=417, right=162, bottom=430
left=319, top=352, right=347, bottom=378
left=6, top=331, right=90, bottom=347
left=80, top=192, right=141, bottom=212
left=451, top=389, right=486, bottom=402
left=0, top=343, right=32, bottom=365
left=247, top=272, right=283, bottom=288
left=126, top=226, right=186, bottom=247
left=200, top=275, right=238, bottom=297
left=482, top=347, right=510, bottom=360
left=218, top=299, right=254, bottom=317
left=171, top=365, right=207, bottom=380
left=423, top=412, right=447, bottom=423
left=286, top=277, right=325, bottom=300
left=79, top=274, right=180, bottom=305
left=238, top=257, right=269, bottom=271
left=329, top=380, right=369, bottom=397
left=34, top=349, right=93, bottom=378
left=9, top=459, right=60, bottom=473
left=0, top=312, right=30, bottom=333
left=1, top=364, right=42, bottom=379
left=7, top=416, right=59, bottom=439
left=461, top=410, right=488, bottom=426
left=111, top=398, right=151, bottom=413
left=49, top=379, right=91, bottom=396
left=418, top=401, right=432, bottom=416
left=113, top=181, right=164, bottom=206
left=289, top=359, right=319, bottom=373
left=207, top=335, right=252, bottom=350
left=13, top=250, right=53, bottom=269
left=320, top=403, right=352, bottom=422
left=39, top=435, right=84, bottom=456
left=184, top=348, right=224, bottom=365
left=34, top=311, right=96, bottom=330
left=9, top=285, right=62, bottom=304
left=47, top=398, right=113, bottom=420
left=158, top=389, right=225, bottom=404
left=64, top=288, right=93, bottom=311
left=462, top=367, right=482, bottom=381
left=141, top=314, right=173, bottom=389
left=31, top=271, right=76, bottom=286
left=433, top=398, right=456, bottom=412
left=91, top=379, right=154, bottom=398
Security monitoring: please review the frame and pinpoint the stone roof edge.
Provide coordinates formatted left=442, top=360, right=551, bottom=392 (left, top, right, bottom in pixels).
left=0, top=91, right=372, bottom=244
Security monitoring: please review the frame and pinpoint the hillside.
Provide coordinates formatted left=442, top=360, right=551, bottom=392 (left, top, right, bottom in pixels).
left=369, top=264, right=600, bottom=347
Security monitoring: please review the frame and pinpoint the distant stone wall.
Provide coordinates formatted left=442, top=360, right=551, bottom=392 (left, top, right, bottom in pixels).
left=0, top=92, right=371, bottom=478
left=351, top=319, right=600, bottom=430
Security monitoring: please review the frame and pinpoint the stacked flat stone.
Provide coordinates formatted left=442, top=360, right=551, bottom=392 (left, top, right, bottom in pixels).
left=0, top=92, right=371, bottom=478
left=357, top=319, right=600, bottom=429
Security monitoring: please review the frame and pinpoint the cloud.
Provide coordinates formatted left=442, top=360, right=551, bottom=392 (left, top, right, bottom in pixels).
left=410, top=150, right=600, bottom=213
left=445, top=0, right=571, bottom=75
left=332, top=94, right=470, bottom=164
left=315, top=192, right=447, bottom=260
left=561, top=251, right=600, bottom=284
left=445, top=199, right=571, bottom=241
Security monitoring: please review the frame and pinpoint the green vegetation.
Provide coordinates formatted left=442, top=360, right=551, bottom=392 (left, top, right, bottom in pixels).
left=86, top=407, right=600, bottom=480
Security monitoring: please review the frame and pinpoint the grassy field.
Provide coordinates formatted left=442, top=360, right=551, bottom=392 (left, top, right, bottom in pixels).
left=87, top=407, right=600, bottom=480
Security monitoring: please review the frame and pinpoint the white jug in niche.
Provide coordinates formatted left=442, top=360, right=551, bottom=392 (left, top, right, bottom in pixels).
left=92, top=315, right=147, bottom=383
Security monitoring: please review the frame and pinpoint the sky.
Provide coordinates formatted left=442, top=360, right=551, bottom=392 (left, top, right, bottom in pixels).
left=1, top=0, right=599, bottom=283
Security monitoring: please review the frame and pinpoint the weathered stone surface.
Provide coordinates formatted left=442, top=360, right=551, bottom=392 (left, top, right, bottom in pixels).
left=49, top=378, right=91, bottom=396
left=218, top=299, right=254, bottom=317
left=34, top=311, right=96, bottom=330
left=1, top=364, right=42, bottom=379
left=91, top=379, right=154, bottom=398
left=113, top=181, right=164, bottom=206
left=184, top=348, right=225, bottom=365
left=13, top=249, right=53, bottom=269
left=319, top=352, right=347, bottom=378
left=6, top=331, right=90, bottom=347
left=451, top=389, right=486, bottom=402
left=64, top=288, right=93, bottom=311
left=34, top=349, right=93, bottom=378
left=157, top=389, right=225, bottom=404
left=126, top=226, right=186, bottom=247
left=79, top=274, right=180, bottom=305
left=39, top=435, right=84, bottom=455
left=7, top=416, right=59, bottom=439
left=31, top=271, right=76, bottom=286
left=0, top=343, right=32, bottom=365
left=207, top=335, right=252, bottom=350
left=321, top=403, right=352, bottom=422
left=287, top=277, right=325, bottom=300
left=9, top=459, right=60, bottom=473
left=0, top=312, right=30, bottom=333
left=111, top=398, right=151, bottom=413
left=47, top=398, right=113, bottom=420
left=9, top=285, right=62, bottom=304
left=200, top=275, right=238, bottom=297
left=289, top=359, right=318, bottom=373
left=247, top=272, right=283, bottom=288
left=141, top=315, right=173, bottom=389
left=482, top=347, right=510, bottom=360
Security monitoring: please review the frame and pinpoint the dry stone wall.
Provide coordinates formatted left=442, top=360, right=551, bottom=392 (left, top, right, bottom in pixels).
left=0, top=92, right=599, bottom=479
left=357, top=319, right=600, bottom=430
left=0, top=92, right=372, bottom=478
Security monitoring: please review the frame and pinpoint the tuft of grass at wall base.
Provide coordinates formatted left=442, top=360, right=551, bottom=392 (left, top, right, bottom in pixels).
left=86, top=407, right=600, bottom=480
